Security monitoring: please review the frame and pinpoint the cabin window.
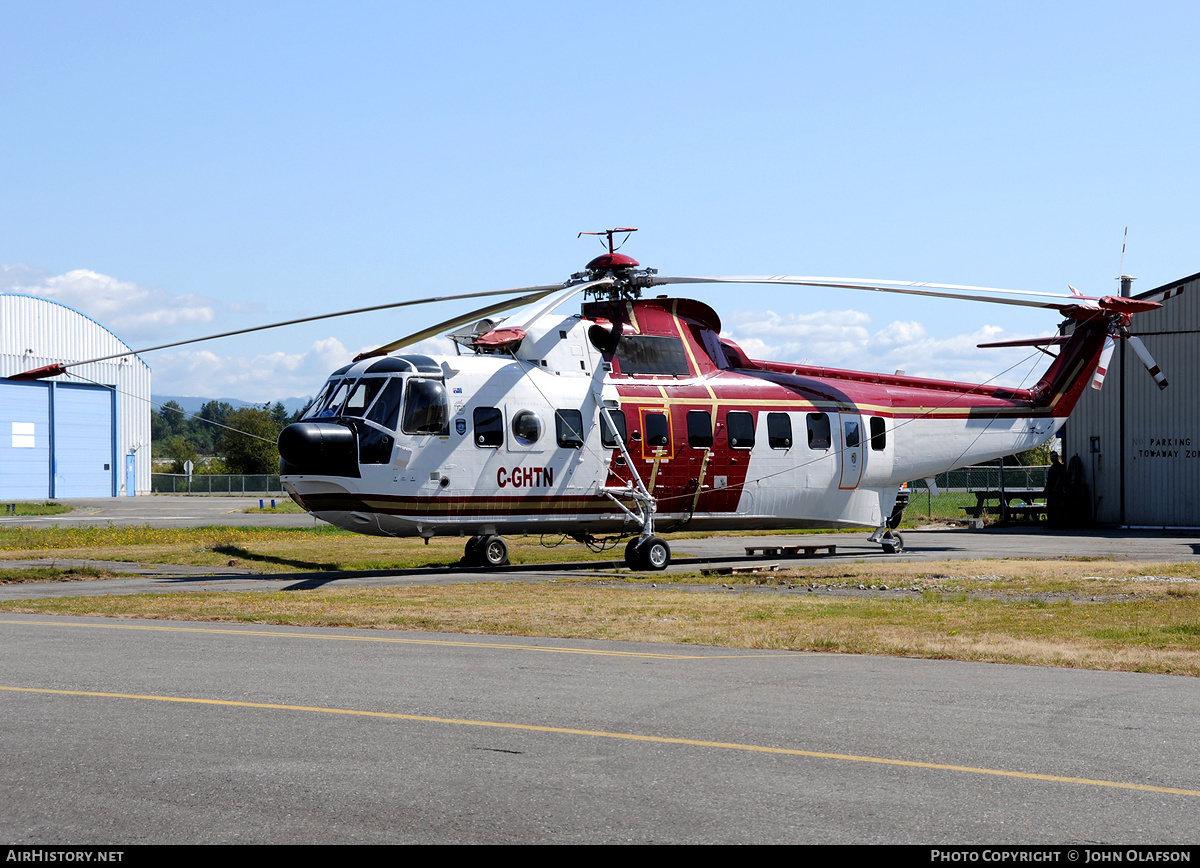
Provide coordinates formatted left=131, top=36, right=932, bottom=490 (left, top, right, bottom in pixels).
left=555, top=410, right=584, bottom=448
left=869, top=416, right=886, bottom=451
left=473, top=407, right=503, bottom=447
left=614, top=336, right=691, bottom=376
left=687, top=410, right=713, bottom=448
left=511, top=410, right=542, bottom=445
left=645, top=412, right=670, bottom=448
left=726, top=411, right=754, bottom=449
left=844, top=419, right=861, bottom=449
left=768, top=413, right=793, bottom=449
left=366, top=378, right=405, bottom=429
left=600, top=409, right=626, bottom=449
left=401, top=379, right=449, bottom=435
left=806, top=413, right=831, bottom=450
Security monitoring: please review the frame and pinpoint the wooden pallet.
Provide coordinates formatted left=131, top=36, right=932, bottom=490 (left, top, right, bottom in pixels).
left=744, top=544, right=837, bottom=557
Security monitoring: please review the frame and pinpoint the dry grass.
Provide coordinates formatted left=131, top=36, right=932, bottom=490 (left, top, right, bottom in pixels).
left=0, top=525, right=631, bottom=571
left=4, top=571, right=1200, bottom=675
left=3, top=522, right=1199, bottom=675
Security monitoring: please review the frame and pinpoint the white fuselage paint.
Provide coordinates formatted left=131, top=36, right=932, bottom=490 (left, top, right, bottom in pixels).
left=282, top=312, right=1063, bottom=539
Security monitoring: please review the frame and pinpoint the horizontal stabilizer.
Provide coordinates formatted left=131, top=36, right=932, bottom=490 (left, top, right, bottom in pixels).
left=977, top=336, right=1070, bottom=349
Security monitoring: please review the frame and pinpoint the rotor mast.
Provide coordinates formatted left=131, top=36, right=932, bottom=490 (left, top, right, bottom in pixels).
left=574, top=227, right=659, bottom=300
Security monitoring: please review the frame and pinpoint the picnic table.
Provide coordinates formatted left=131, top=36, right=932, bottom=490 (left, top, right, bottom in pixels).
left=960, top=488, right=1047, bottom=523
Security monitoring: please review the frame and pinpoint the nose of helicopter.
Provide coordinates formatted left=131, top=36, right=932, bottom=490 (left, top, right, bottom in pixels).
left=277, top=421, right=361, bottom=477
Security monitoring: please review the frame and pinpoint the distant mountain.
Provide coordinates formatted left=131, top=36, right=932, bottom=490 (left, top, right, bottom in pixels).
left=152, top=395, right=314, bottom=417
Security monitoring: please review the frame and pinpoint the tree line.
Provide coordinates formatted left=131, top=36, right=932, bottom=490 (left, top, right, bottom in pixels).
left=151, top=400, right=303, bottom=475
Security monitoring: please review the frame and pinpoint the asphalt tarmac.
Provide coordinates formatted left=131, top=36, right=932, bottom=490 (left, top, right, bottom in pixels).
left=3, top=614, right=1199, bottom=844
left=2, top=497, right=1198, bottom=844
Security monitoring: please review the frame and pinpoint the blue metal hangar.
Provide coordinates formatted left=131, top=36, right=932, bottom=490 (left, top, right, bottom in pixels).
left=0, top=294, right=151, bottom=498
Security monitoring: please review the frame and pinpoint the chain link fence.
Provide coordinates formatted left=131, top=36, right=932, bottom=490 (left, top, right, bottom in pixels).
left=904, top=465, right=1050, bottom=522
left=151, top=474, right=284, bottom=494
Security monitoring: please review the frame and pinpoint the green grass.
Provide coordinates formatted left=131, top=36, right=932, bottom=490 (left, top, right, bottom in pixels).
left=900, top=491, right=1019, bottom=525
left=0, top=501, right=72, bottom=517
left=240, top=500, right=307, bottom=514
left=0, top=566, right=132, bottom=584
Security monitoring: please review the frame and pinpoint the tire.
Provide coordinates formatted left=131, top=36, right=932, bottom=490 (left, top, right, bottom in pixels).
left=482, top=535, right=509, bottom=567
left=624, top=537, right=644, bottom=570
left=643, top=536, right=670, bottom=570
left=882, top=531, right=904, bottom=555
left=463, top=535, right=485, bottom=565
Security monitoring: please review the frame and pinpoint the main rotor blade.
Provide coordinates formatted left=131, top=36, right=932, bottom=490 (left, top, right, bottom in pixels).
left=1126, top=335, right=1169, bottom=390
left=653, top=276, right=1099, bottom=311
left=497, top=277, right=614, bottom=333
left=353, top=277, right=615, bottom=361
left=7, top=283, right=566, bottom=380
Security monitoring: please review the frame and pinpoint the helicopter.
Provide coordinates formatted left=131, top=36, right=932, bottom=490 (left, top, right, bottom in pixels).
left=9, top=229, right=1172, bottom=570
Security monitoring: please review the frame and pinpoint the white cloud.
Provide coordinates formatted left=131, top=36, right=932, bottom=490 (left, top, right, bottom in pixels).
left=1, top=264, right=215, bottom=346
left=723, top=308, right=1052, bottom=388
left=154, top=337, right=352, bottom=403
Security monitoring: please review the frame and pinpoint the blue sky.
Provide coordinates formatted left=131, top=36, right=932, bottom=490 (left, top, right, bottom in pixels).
left=3, top=1, right=1197, bottom=401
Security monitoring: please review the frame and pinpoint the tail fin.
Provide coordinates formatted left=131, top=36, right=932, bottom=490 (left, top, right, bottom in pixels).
left=1027, top=295, right=1165, bottom=415
left=1028, top=312, right=1112, bottom=416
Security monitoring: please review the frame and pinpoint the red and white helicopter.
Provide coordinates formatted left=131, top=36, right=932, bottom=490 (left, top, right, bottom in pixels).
left=270, top=228, right=1173, bottom=570
left=11, top=229, right=1172, bottom=570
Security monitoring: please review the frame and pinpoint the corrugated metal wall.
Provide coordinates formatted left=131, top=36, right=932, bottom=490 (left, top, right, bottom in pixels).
left=0, top=295, right=151, bottom=496
left=1063, top=272, right=1200, bottom=526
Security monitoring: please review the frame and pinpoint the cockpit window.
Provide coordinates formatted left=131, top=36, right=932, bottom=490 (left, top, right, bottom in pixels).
left=366, top=378, right=405, bottom=429
left=342, top=378, right=387, bottom=418
left=316, top=379, right=356, bottom=418
left=401, top=379, right=449, bottom=435
left=614, top=336, right=691, bottom=376
left=301, top=380, right=337, bottom=420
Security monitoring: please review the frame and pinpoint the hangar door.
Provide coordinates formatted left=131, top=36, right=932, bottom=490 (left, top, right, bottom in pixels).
left=0, top=380, right=51, bottom=499
left=53, top=384, right=115, bottom=497
left=0, top=380, right=114, bottom=499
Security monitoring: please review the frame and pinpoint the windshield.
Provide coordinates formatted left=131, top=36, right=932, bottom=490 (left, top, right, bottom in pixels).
left=341, top=378, right=387, bottom=418
left=301, top=379, right=340, bottom=420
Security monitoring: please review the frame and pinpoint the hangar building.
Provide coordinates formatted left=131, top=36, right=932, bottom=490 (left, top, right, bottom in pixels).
left=0, top=294, right=151, bottom=498
left=1062, top=271, right=1199, bottom=527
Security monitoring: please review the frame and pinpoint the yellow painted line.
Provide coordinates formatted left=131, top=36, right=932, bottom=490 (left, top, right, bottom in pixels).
left=0, top=618, right=777, bottom=660
left=3, top=684, right=1198, bottom=798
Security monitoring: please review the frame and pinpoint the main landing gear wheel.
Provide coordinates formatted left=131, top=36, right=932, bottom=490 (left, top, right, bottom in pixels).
left=464, top=535, right=485, bottom=564
left=881, top=530, right=905, bottom=555
left=481, top=534, right=509, bottom=567
left=464, top=534, right=509, bottom=567
left=624, top=536, right=670, bottom=571
left=624, top=537, right=642, bottom=568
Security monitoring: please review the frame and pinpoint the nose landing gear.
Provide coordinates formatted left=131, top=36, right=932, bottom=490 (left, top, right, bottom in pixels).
left=624, top=535, right=670, bottom=570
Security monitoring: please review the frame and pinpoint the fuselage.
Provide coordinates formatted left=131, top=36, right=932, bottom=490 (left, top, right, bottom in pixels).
left=278, top=294, right=1100, bottom=540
